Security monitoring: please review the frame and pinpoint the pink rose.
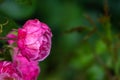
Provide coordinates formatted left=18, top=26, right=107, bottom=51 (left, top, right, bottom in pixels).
left=13, top=48, right=40, bottom=80
left=0, top=61, right=22, bottom=80
left=6, top=31, right=17, bottom=45
left=17, top=19, right=52, bottom=61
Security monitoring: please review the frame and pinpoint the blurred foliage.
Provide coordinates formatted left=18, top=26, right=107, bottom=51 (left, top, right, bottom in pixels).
left=0, top=15, right=18, bottom=36
left=0, top=0, right=120, bottom=80
left=0, top=46, right=12, bottom=61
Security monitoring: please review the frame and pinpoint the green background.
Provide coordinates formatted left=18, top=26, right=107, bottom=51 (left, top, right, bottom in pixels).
left=0, top=0, right=120, bottom=80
